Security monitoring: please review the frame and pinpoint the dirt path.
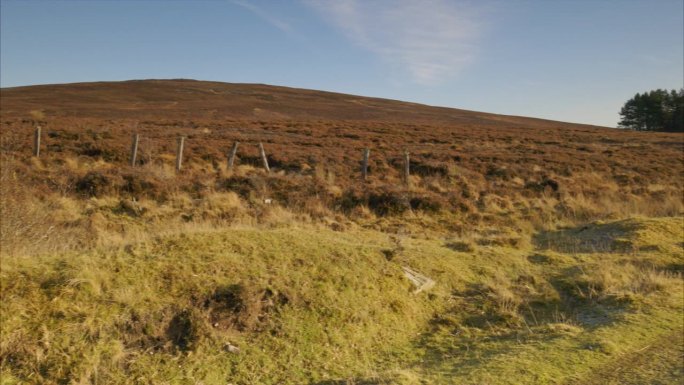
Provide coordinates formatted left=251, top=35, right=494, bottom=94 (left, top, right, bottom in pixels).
left=576, top=332, right=684, bottom=385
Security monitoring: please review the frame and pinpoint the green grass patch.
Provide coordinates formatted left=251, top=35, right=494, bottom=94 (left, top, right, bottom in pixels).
left=1, top=218, right=682, bottom=384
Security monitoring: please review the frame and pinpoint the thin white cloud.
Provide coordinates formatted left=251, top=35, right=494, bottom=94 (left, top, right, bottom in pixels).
left=305, top=0, right=483, bottom=85
left=231, top=0, right=293, bottom=33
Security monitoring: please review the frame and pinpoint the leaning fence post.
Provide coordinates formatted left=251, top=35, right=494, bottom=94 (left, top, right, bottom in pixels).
left=259, top=142, right=270, bottom=173
left=33, top=126, right=41, bottom=157
left=130, top=133, right=139, bottom=167
left=403, top=151, right=410, bottom=187
left=175, top=136, right=185, bottom=172
left=362, top=148, right=370, bottom=181
left=227, top=141, right=239, bottom=170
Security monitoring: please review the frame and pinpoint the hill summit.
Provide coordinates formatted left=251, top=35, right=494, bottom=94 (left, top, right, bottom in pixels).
left=1, top=79, right=604, bottom=129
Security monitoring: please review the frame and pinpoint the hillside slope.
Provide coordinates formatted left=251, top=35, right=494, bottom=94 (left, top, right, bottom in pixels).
left=1, top=81, right=683, bottom=384
left=1, top=79, right=681, bottom=194
left=1, top=79, right=605, bottom=129
left=1, top=80, right=682, bottom=256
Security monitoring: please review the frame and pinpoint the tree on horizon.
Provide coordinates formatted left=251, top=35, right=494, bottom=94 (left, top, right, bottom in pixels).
left=618, top=89, right=683, bottom=132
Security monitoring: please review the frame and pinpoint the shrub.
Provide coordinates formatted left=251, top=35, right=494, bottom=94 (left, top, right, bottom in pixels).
left=368, top=191, right=411, bottom=216
left=409, top=195, right=443, bottom=212
left=75, top=171, right=111, bottom=197
left=122, top=172, right=160, bottom=198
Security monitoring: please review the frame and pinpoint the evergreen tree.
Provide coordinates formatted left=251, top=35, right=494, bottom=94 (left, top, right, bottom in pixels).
left=619, top=89, right=684, bottom=132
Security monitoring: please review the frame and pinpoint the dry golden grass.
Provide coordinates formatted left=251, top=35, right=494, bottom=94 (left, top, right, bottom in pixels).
left=575, top=261, right=680, bottom=302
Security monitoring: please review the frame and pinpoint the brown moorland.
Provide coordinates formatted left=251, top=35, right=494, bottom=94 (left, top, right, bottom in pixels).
left=2, top=80, right=683, bottom=250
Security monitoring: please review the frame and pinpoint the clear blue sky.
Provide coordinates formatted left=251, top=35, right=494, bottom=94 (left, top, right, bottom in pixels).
left=1, top=0, right=682, bottom=127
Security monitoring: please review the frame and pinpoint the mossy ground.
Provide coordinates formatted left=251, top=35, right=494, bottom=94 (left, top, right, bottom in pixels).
left=1, top=216, right=682, bottom=384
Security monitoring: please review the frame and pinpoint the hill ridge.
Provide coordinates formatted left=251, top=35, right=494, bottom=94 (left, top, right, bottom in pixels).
left=1, top=79, right=607, bottom=129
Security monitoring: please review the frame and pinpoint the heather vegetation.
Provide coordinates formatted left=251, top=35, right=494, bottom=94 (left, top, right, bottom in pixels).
left=1, top=81, right=682, bottom=384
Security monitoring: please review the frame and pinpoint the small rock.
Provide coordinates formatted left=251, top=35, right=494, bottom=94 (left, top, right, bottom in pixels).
left=225, top=343, right=240, bottom=354
left=402, top=266, right=436, bottom=294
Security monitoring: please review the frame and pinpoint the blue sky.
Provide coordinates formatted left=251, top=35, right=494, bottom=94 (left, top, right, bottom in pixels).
left=1, top=0, right=682, bottom=127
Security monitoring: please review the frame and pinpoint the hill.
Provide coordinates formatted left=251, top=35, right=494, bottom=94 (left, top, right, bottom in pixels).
left=1, top=79, right=682, bottom=251
left=1, top=80, right=681, bottom=207
left=1, top=79, right=604, bottom=129
left=1, top=79, right=682, bottom=252
left=1, top=80, right=683, bottom=384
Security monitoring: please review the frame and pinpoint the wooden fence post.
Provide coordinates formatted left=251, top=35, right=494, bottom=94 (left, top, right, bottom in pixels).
left=403, top=151, right=410, bottom=187
left=362, top=148, right=370, bottom=181
left=130, top=133, right=139, bottom=167
left=33, top=126, right=41, bottom=157
left=176, top=136, right=185, bottom=172
left=259, top=142, right=270, bottom=173
left=227, top=141, right=239, bottom=170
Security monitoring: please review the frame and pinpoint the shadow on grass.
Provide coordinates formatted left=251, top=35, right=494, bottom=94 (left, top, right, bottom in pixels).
left=408, top=276, right=632, bottom=378
left=532, top=222, right=635, bottom=254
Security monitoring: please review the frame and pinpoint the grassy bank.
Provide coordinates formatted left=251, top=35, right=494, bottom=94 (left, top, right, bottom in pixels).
left=2, top=217, right=681, bottom=384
